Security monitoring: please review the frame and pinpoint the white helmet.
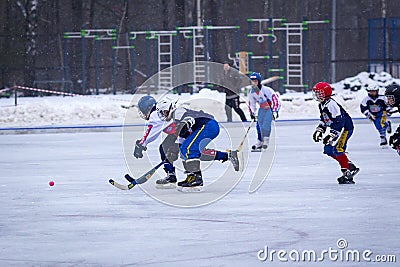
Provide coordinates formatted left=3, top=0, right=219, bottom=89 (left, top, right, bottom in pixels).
left=156, top=97, right=177, bottom=121
left=366, top=84, right=379, bottom=92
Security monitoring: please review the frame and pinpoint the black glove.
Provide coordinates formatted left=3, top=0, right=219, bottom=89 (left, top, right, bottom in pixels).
left=177, top=116, right=195, bottom=138
left=272, top=111, right=279, bottom=120
left=313, top=126, right=326, bottom=142
left=389, top=131, right=400, bottom=149
left=250, top=113, right=257, bottom=121
left=166, top=143, right=180, bottom=162
left=133, top=140, right=147, bottom=159
left=323, top=130, right=339, bottom=145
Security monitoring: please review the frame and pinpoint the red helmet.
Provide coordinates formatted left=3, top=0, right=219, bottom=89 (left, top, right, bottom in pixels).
left=312, top=82, right=332, bottom=102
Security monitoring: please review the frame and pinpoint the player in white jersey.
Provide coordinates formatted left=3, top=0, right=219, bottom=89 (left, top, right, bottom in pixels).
left=133, top=96, right=179, bottom=188
left=248, top=72, right=281, bottom=151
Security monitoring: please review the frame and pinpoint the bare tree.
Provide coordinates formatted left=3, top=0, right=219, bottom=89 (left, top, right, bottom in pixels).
left=16, top=0, right=38, bottom=86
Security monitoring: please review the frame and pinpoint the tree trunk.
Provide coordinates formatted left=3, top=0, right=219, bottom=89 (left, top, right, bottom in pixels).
left=23, top=0, right=38, bottom=87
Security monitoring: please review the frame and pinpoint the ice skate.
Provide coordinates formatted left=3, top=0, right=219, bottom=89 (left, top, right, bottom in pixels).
left=177, top=172, right=203, bottom=192
left=251, top=140, right=263, bottom=152
left=337, top=168, right=355, bottom=184
left=262, top=137, right=270, bottom=149
left=155, top=171, right=177, bottom=189
left=229, top=150, right=240, bottom=172
left=348, top=161, right=360, bottom=177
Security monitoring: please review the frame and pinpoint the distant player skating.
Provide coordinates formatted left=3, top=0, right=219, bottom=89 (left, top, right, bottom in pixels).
left=360, top=85, right=392, bottom=147
left=312, top=82, right=359, bottom=184
left=384, top=84, right=400, bottom=156
left=248, top=72, right=281, bottom=152
left=155, top=98, right=240, bottom=192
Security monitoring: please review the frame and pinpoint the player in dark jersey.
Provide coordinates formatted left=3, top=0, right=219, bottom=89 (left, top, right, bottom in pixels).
left=156, top=98, right=240, bottom=191
left=360, top=85, right=392, bottom=146
left=312, top=82, right=359, bottom=184
left=384, top=84, right=400, bottom=156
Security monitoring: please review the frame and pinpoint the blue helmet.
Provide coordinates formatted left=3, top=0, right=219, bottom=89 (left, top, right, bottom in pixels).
left=138, top=95, right=156, bottom=119
left=249, top=72, right=262, bottom=84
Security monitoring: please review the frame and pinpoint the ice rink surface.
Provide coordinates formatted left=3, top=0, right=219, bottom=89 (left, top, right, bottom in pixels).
left=0, top=120, right=399, bottom=266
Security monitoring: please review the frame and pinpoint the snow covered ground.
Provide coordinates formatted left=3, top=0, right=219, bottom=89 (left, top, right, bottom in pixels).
left=0, top=121, right=399, bottom=266
left=1, top=71, right=399, bottom=129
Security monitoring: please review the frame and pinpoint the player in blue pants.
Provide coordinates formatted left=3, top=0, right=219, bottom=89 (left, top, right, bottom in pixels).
left=248, top=72, right=281, bottom=151
left=155, top=98, right=240, bottom=191
left=360, top=85, right=392, bottom=146
left=312, top=82, right=359, bottom=184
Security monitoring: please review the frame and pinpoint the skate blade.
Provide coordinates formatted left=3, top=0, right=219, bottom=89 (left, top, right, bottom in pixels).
left=251, top=149, right=262, bottom=152
left=337, top=177, right=356, bottom=184
left=380, top=145, right=389, bottom=149
left=155, top=183, right=176, bottom=189
left=338, top=181, right=356, bottom=185
left=176, top=186, right=203, bottom=193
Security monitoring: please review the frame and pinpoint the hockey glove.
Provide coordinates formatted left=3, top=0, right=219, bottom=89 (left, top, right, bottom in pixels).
left=272, top=111, right=279, bottom=120
left=389, top=131, right=400, bottom=149
left=323, top=130, right=340, bottom=145
left=312, top=126, right=326, bottom=142
left=364, top=111, right=376, bottom=122
left=250, top=113, right=257, bottom=121
left=166, top=143, right=180, bottom=162
left=176, top=116, right=195, bottom=138
left=133, top=140, right=147, bottom=159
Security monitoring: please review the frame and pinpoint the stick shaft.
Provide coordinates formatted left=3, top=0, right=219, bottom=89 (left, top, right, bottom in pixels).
left=237, top=120, right=255, bottom=152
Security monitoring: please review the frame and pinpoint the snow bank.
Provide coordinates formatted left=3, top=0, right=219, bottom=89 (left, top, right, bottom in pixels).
left=1, top=71, right=399, bottom=128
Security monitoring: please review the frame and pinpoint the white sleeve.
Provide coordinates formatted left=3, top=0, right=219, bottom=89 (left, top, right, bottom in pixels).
left=360, top=96, right=368, bottom=107
left=327, top=100, right=341, bottom=118
left=139, top=111, right=165, bottom=147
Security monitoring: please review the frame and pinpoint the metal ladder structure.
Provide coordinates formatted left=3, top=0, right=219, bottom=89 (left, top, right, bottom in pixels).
left=248, top=19, right=329, bottom=91
left=178, top=25, right=239, bottom=87
left=178, top=26, right=207, bottom=85
left=193, top=28, right=206, bottom=84
left=284, top=22, right=304, bottom=89
left=129, top=30, right=177, bottom=91
left=155, top=31, right=176, bottom=90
